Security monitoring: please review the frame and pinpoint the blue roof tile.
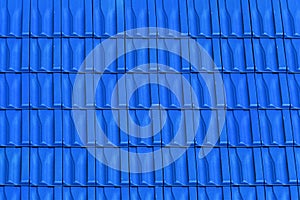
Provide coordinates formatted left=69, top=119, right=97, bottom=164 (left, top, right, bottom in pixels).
left=249, top=0, right=283, bottom=37
left=62, top=0, right=93, bottom=37
left=224, top=73, right=257, bottom=108
left=30, top=110, right=62, bottom=146
left=129, top=148, right=163, bottom=186
left=256, top=73, right=290, bottom=108
left=196, top=147, right=230, bottom=185
left=93, top=0, right=125, bottom=37
left=2, top=0, right=300, bottom=198
left=229, top=148, right=264, bottom=185
left=62, top=38, right=93, bottom=72
left=0, top=186, right=29, bottom=200
left=222, top=39, right=254, bottom=72
left=281, top=0, right=300, bottom=37
left=231, top=186, right=265, bottom=200
left=187, top=0, right=220, bottom=37
left=30, top=148, right=62, bottom=185
left=291, top=111, right=300, bottom=145
left=0, top=73, right=29, bottom=108
left=95, top=187, right=129, bottom=199
left=30, top=187, right=63, bottom=200
left=30, top=0, right=61, bottom=37
left=219, top=0, right=251, bottom=37
left=0, top=110, right=27, bottom=146
left=259, top=110, right=293, bottom=146
left=0, top=38, right=29, bottom=72
left=261, top=147, right=297, bottom=184
left=0, top=147, right=29, bottom=185
left=0, top=0, right=30, bottom=36
left=265, top=186, right=293, bottom=200
left=226, top=110, right=261, bottom=146
left=285, top=39, right=300, bottom=72
left=30, top=73, right=62, bottom=109
left=253, top=39, right=286, bottom=72
left=63, top=148, right=93, bottom=185
left=30, top=39, right=61, bottom=72
left=288, top=74, right=300, bottom=108
left=95, top=148, right=129, bottom=186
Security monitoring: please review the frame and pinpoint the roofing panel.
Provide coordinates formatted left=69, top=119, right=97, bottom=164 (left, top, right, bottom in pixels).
left=261, top=147, right=296, bottom=184
left=0, top=110, right=20, bottom=146
left=285, top=39, right=300, bottom=72
left=63, top=110, right=90, bottom=147
left=62, top=38, right=93, bottom=73
left=256, top=73, right=290, bottom=108
left=196, top=39, right=222, bottom=71
left=249, top=0, right=283, bottom=37
left=0, top=0, right=30, bottom=36
left=62, top=0, right=93, bottom=37
left=226, top=110, right=261, bottom=146
left=219, top=0, right=252, bottom=37
left=259, top=110, right=293, bottom=146
left=231, top=186, right=265, bottom=200
left=0, top=186, right=29, bottom=200
left=95, top=148, right=129, bottom=186
left=63, top=147, right=95, bottom=185
left=124, top=0, right=157, bottom=36
left=291, top=110, right=300, bottom=145
left=30, top=187, right=62, bottom=200
left=0, top=110, right=30, bottom=146
left=129, top=147, right=163, bottom=186
left=95, top=110, right=129, bottom=147
left=187, top=0, right=220, bottom=37
left=0, top=38, right=29, bottom=72
left=62, top=73, right=94, bottom=109
left=30, top=38, right=61, bottom=72
left=93, top=0, right=125, bottom=37
left=30, top=0, right=61, bottom=37
left=229, top=148, right=264, bottom=185
left=30, top=148, right=62, bottom=185
left=30, top=110, right=62, bottom=146
left=0, top=147, right=29, bottom=185
left=221, top=39, right=254, bottom=72
left=2, top=0, right=300, bottom=199
left=155, top=0, right=185, bottom=37
left=265, top=186, right=294, bottom=200
left=253, top=39, right=286, bottom=72
left=0, top=73, right=29, bottom=108
left=223, top=73, right=257, bottom=108
left=195, top=110, right=228, bottom=147
left=196, top=147, right=230, bottom=185
left=95, top=187, right=129, bottom=199
left=30, top=73, right=62, bottom=109
left=163, top=147, right=196, bottom=186
left=281, top=0, right=300, bottom=37
left=288, top=73, right=300, bottom=108
left=198, top=187, right=228, bottom=199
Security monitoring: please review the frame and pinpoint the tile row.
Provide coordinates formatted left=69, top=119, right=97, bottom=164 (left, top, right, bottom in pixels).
left=0, top=108, right=300, bottom=147
left=2, top=38, right=300, bottom=73
left=1, top=185, right=298, bottom=200
left=1, top=0, right=300, bottom=38
left=0, top=72, right=299, bottom=109
left=0, top=147, right=300, bottom=186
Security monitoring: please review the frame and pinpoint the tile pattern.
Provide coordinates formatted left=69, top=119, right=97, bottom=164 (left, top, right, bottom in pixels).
left=0, top=0, right=300, bottom=199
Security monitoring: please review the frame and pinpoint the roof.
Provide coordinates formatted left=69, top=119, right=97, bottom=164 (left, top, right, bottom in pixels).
left=0, top=0, right=300, bottom=199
